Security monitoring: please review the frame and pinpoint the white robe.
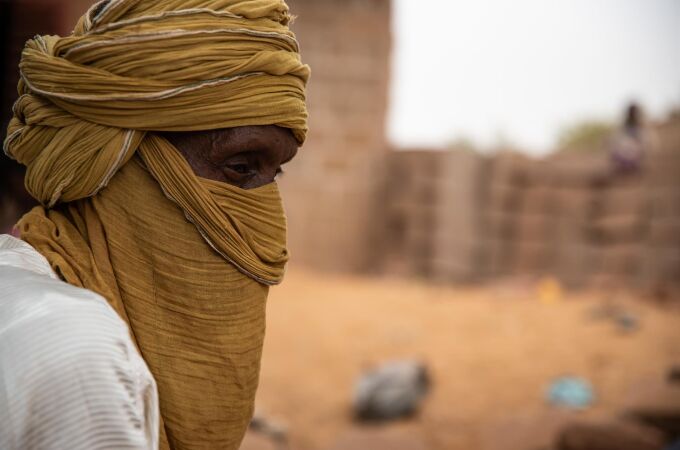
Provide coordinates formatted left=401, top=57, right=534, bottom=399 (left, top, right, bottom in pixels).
left=0, top=235, right=159, bottom=450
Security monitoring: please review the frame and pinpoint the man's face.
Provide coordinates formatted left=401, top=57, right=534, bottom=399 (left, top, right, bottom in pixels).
left=164, top=125, right=299, bottom=189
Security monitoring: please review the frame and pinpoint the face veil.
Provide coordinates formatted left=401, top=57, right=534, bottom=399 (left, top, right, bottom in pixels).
left=18, top=136, right=289, bottom=449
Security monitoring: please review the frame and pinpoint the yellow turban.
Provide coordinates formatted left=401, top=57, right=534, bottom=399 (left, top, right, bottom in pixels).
left=4, top=1, right=309, bottom=449
left=4, top=0, right=309, bottom=207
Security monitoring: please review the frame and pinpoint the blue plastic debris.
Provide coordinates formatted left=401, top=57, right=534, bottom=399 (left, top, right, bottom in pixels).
left=546, top=376, right=595, bottom=409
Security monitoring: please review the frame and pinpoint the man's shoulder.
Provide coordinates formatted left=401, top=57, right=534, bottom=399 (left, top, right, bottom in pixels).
left=0, top=235, right=122, bottom=335
left=0, top=245, right=159, bottom=450
left=0, top=234, right=56, bottom=279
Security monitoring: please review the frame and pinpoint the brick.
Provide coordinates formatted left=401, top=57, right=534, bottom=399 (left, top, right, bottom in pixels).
left=589, top=214, right=647, bottom=244
left=514, top=214, right=558, bottom=242
left=487, top=184, right=523, bottom=212
left=520, top=186, right=560, bottom=214
left=596, top=244, right=644, bottom=276
left=596, top=186, right=648, bottom=217
left=648, top=188, right=680, bottom=218
left=483, top=211, right=516, bottom=240
left=648, top=219, right=680, bottom=245
left=640, top=246, right=680, bottom=284
left=555, top=188, right=592, bottom=209
left=511, top=242, right=555, bottom=273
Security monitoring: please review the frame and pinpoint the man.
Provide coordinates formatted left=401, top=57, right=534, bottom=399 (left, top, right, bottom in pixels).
left=0, top=1, right=309, bottom=449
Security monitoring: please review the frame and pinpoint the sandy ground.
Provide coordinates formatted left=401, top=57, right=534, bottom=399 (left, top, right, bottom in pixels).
left=242, top=268, right=680, bottom=450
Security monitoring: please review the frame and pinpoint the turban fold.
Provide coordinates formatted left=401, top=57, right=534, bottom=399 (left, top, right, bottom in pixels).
left=4, top=0, right=309, bottom=206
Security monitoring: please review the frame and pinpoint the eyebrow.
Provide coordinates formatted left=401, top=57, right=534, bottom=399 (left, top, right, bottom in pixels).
left=229, top=130, right=297, bottom=162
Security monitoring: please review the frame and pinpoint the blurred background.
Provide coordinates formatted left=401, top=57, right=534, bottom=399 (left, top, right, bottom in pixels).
left=1, top=1, right=680, bottom=449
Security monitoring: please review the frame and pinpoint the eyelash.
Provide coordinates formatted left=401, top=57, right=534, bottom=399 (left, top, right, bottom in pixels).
left=224, top=161, right=284, bottom=179
left=228, top=163, right=251, bottom=174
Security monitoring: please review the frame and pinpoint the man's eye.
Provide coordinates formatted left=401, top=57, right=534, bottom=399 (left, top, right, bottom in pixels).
left=228, top=163, right=251, bottom=174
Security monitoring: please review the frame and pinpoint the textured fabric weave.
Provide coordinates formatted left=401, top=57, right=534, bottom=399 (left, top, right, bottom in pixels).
left=4, top=1, right=306, bottom=449
left=4, top=0, right=308, bottom=207
left=18, top=148, right=282, bottom=449
left=140, top=135, right=288, bottom=284
left=0, top=235, right=159, bottom=450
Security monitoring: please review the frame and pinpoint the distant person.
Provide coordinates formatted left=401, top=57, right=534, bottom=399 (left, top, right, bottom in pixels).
left=608, top=103, right=652, bottom=174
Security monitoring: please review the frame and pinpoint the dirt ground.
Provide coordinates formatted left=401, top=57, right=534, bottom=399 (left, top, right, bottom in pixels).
left=241, top=268, right=680, bottom=450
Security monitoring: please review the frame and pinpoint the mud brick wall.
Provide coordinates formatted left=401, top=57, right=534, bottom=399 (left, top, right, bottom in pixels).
left=280, top=0, right=391, bottom=272
left=384, top=117, right=680, bottom=289
left=481, top=153, right=612, bottom=284
left=641, top=118, right=680, bottom=288
left=382, top=150, right=487, bottom=282
left=473, top=134, right=679, bottom=288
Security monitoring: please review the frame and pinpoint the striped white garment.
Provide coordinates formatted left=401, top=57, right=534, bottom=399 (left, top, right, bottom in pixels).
left=0, top=235, right=159, bottom=450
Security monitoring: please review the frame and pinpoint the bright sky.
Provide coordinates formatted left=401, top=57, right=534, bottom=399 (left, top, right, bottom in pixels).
left=387, top=0, right=680, bottom=154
